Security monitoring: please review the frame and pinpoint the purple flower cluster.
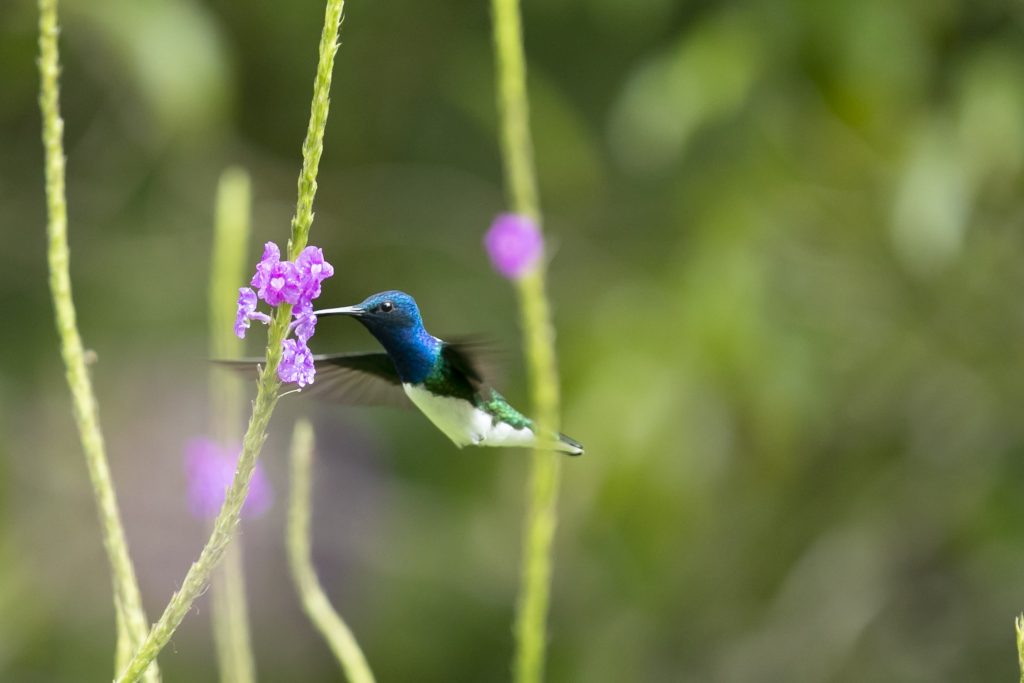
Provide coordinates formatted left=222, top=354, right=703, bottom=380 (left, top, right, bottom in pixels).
left=235, top=242, right=334, bottom=387
left=185, top=437, right=272, bottom=520
left=484, top=213, right=544, bottom=279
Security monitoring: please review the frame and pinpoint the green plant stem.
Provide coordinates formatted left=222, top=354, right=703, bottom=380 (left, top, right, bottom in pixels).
left=1016, top=615, right=1024, bottom=683
left=208, top=168, right=257, bottom=683
left=37, top=2, right=158, bottom=681
left=492, top=0, right=539, bottom=223
left=287, top=420, right=375, bottom=683
left=491, top=1, right=565, bottom=681
left=511, top=270, right=563, bottom=683
left=114, top=1, right=345, bottom=679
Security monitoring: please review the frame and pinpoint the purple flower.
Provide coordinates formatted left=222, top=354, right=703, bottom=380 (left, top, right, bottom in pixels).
left=235, top=287, right=272, bottom=339
left=184, top=437, right=272, bottom=520
left=295, top=246, right=335, bottom=301
left=250, top=242, right=301, bottom=306
left=250, top=242, right=281, bottom=291
left=484, top=213, right=544, bottom=279
left=291, top=311, right=317, bottom=343
left=279, top=338, right=315, bottom=387
left=264, top=260, right=302, bottom=306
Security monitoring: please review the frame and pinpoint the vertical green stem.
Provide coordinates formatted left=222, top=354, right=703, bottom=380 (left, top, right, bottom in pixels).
left=37, top=1, right=159, bottom=681
left=114, top=1, right=346, bottom=680
left=492, top=0, right=539, bottom=222
left=287, top=420, right=375, bottom=683
left=511, top=271, right=563, bottom=683
left=208, top=169, right=257, bottom=683
left=490, top=0, right=564, bottom=681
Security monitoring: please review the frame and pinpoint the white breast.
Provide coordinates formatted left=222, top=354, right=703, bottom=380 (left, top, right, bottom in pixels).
left=403, top=384, right=537, bottom=449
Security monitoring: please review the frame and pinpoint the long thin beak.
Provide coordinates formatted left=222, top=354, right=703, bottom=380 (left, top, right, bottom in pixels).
left=312, top=305, right=365, bottom=317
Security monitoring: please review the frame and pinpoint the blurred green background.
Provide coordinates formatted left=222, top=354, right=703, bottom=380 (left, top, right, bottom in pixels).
left=4, top=0, right=1024, bottom=680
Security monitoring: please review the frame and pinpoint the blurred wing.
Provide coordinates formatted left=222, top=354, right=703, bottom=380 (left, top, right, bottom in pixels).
left=442, top=338, right=502, bottom=391
left=214, top=352, right=410, bottom=408
left=304, top=352, right=409, bottom=407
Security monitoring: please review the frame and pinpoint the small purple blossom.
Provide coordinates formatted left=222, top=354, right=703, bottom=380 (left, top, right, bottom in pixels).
left=291, top=311, right=317, bottom=343
left=264, top=260, right=302, bottom=306
left=250, top=242, right=281, bottom=291
left=295, top=246, right=335, bottom=301
left=235, top=287, right=272, bottom=339
left=484, top=213, right=544, bottom=279
left=236, top=241, right=334, bottom=387
left=185, top=437, right=271, bottom=520
left=279, top=338, right=316, bottom=387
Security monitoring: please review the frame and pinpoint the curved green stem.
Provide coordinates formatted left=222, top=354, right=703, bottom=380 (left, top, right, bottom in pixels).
left=114, top=1, right=346, bottom=680
left=287, top=420, right=375, bottom=683
left=490, top=1, right=565, bottom=681
left=208, top=168, right=257, bottom=683
left=37, top=1, right=158, bottom=681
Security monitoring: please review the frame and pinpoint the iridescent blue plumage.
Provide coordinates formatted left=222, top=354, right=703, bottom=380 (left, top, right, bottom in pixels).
left=336, top=291, right=441, bottom=384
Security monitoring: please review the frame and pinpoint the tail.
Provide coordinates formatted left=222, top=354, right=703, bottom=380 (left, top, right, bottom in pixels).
left=556, top=432, right=584, bottom=456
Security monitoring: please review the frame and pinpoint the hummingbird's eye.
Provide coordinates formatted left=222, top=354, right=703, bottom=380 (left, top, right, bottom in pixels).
left=379, top=301, right=394, bottom=313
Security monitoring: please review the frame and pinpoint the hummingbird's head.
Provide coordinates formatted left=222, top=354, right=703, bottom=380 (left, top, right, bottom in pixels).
left=315, top=289, right=424, bottom=327
left=315, top=291, right=439, bottom=378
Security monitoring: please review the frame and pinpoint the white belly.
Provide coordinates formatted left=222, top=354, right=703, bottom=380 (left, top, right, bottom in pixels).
left=403, top=384, right=537, bottom=449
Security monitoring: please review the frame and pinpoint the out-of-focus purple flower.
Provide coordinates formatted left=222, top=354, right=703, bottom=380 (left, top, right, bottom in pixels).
left=484, top=213, right=543, bottom=279
left=291, top=311, right=317, bottom=343
left=295, top=246, right=334, bottom=301
left=184, top=437, right=272, bottom=520
left=279, top=338, right=316, bottom=387
left=235, top=287, right=272, bottom=339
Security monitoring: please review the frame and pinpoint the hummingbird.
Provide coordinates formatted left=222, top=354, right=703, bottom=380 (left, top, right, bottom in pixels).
left=299, top=290, right=584, bottom=456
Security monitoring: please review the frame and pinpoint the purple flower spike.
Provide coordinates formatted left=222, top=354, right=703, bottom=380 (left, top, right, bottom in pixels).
left=484, top=213, right=544, bottom=279
left=235, top=287, right=272, bottom=338
left=279, top=338, right=315, bottom=387
left=236, top=241, right=333, bottom=387
left=185, top=437, right=272, bottom=520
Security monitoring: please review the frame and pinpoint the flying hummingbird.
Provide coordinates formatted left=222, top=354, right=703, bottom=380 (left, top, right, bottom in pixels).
left=290, top=290, right=583, bottom=456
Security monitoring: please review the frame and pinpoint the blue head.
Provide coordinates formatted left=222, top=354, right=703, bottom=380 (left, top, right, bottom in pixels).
left=315, top=290, right=441, bottom=383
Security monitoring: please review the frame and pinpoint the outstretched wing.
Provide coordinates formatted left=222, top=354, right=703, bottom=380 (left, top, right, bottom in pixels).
left=214, top=352, right=410, bottom=408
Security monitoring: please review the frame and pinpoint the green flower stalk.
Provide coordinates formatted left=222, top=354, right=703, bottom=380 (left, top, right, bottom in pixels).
left=490, top=0, right=566, bottom=681
left=37, top=1, right=159, bottom=681
left=208, top=168, right=258, bottom=683
left=287, top=419, right=375, bottom=683
left=114, top=1, right=346, bottom=680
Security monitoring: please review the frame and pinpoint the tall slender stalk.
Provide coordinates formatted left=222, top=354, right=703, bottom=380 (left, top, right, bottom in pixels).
left=208, top=168, right=257, bottom=683
left=37, top=1, right=159, bottom=681
left=114, top=1, right=346, bottom=679
left=287, top=420, right=375, bottom=683
left=490, top=1, right=565, bottom=681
